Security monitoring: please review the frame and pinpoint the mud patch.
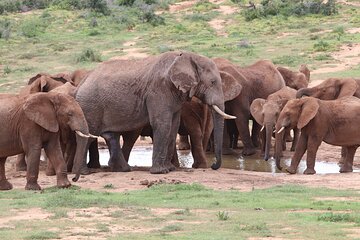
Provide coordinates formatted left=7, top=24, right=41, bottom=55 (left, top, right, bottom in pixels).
left=0, top=208, right=51, bottom=228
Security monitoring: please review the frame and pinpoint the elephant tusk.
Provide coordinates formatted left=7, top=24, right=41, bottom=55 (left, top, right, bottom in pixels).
left=260, top=125, right=265, bottom=132
left=277, top=127, right=285, bottom=134
left=88, top=133, right=100, bottom=138
left=212, top=105, right=236, bottom=119
left=75, top=131, right=90, bottom=138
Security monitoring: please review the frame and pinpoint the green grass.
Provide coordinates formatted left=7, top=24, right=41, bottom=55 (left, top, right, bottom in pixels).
left=0, top=184, right=359, bottom=239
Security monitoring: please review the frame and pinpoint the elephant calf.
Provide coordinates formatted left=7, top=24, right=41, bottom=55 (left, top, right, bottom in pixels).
left=275, top=96, right=360, bottom=174
left=0, top=92, right=91, bottom=190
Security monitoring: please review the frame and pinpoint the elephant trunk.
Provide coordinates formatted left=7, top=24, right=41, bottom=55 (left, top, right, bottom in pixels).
left=211, top=104, right=225, bottom=170
left=264, top=123, right=274, bottom=161
left=274, top=128, right=285, bottom=171
left=296, top=88, right=310, bottom=98
left=72, top=134, right=89, bottom=182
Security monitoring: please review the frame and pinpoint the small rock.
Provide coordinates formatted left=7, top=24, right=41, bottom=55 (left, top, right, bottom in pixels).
left=140, top=180, right=149, bottom=186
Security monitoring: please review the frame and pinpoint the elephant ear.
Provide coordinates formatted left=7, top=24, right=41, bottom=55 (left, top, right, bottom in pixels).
left=336, top=78, right=358, bottom=98
left=26, top=76, right=48, bottom=93
left=297, top=97, right=319, bottom=129
left=51, top=72, right=74, bottom=85
left=23, top=93, right=59, bottom=133
left=168, top=53, right=198, bottom=97
left=220, top=71, right=242, bottom=101
left=250, top=98, right=266, bottom=125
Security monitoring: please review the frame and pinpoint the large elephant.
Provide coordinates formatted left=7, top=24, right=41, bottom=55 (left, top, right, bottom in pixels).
left=275, top=96, right=360, bottom=174
left=250, top=86, right=298, bottom=161
left=72, top=51, right=235, bottom=178
left=0, top=92, right=91, bottom=190
left=213, top=58, right=286, bottom=156
left=277, top=64, right=310, bottom=90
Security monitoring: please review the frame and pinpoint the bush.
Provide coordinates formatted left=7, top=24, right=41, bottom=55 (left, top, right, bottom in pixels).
left=0, top=19, right=11, bottom=40
left=313, top=40, right=331, bottom=52
left=76, top=48, right=102, bottom=62
left=135, top=0, right=165, bottom=26
left=20, top=17, right=47, bottom=38
left=242, top=0, right=338, bottom=21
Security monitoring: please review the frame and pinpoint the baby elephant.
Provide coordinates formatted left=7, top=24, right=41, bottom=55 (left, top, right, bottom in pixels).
left=275, top=96, right=360, bottom=174
left=0, top=92, right=90, bottom=190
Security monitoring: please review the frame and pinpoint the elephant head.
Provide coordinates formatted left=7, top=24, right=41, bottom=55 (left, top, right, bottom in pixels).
left=167, top=52, right=238, bottom=170
left=296, top=78, right=359, bottom=100
left=275, top=97, right=319, bottom=170
left=277, top=65, right=310, bottom=90
left=250, top=98, right=287, bottom=161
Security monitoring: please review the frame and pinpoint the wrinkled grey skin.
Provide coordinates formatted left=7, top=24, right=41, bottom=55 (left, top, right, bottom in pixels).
left=73, top=51, right=227, bottom=179
left=250, top=86, right=298, bottom=161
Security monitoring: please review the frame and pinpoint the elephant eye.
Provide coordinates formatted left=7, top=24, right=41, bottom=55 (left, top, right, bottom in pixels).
left=211, top=79, right=216, bottom=85
left=67, top=112, right=73, bottom=117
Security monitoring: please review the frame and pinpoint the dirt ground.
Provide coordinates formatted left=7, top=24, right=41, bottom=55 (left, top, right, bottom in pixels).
left=4, top=137, right=360, bottom=193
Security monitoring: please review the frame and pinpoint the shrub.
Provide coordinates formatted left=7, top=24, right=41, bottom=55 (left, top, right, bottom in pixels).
left=76, top=48, right=102, bottom=62
left=242, top=0, right=338, bottom=21
left=20, top=17, right=47, bottom=38
left=217, top=211, right=229, bottom=221
left=135, top=0, right=165, bottom=26
left=0, top=19, right=11, bottom=40
left=313, top=40, right=331, bottom=52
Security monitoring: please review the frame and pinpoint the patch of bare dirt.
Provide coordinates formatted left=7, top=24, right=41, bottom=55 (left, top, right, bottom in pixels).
left=312, top=43, right=360, bottom=74
left=276, top=32, right=300, bottom=39
left=108, top=39, right=149, bottom=60
left=314, top=196, right=360, bottom=202
left=347, top=27, right=360, bottom=34
left=208, top=0, right=238, bottom=37
left=347, top=228, right=360, bottom=239
left=209, top=19, right=228, bottom=37
left=0, top=208, right=50, bottom=228
left=169, top=0, right=196, bottom=13
left=338, top=0, right=360, bottom=7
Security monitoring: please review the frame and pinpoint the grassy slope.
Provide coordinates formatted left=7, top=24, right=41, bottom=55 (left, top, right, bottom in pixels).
left=0, top=1, right=359, bottom=93
left=0, top=184, right=359, bottom=239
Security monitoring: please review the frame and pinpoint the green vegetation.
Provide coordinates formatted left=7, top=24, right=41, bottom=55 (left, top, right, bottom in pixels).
left=0, top=184, right=359, bottom=239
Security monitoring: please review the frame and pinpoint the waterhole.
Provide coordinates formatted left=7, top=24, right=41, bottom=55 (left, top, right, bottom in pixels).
left=96, top=147, right=359, bottom=174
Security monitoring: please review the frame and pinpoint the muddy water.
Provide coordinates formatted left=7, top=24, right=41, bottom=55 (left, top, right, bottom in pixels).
left=97, top=147, right=359, bottom=174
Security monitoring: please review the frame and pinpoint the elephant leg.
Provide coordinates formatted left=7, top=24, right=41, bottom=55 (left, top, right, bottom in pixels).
left=339, top=146, right=357, bottom=173
left=286, top=133, right=307, bottom=174
left=189, top=126, right=208, bottom=168
left=44, top=137, right=71, bottom=188
left=15, top=154, right=27, bottom=171
left=87, top=139, right=100, bottom=168
left=251, top=120, right=261, bottom=148
left=24, top=146, right=42, bottom=190
left=0, top=157, right=12, bottom=190
left=303, top=136, right=322, bottom=175
left=45, top=157, right=56, bottom=176
left=290, top=128, right=300, bottom=152
left=339, top=146, right=347, bottom=165
left=164, top=111, right=181, bottom=171
left=122, top=129, right=142, bottom=162
left=149, top=112, right=174, bottom=174
left=103, top=132, right=131, bottom=172
left=178, top=135, right=190, bottom=150
left=222, top=120, right=234, bottom=155
left=234, top=110, right=256, bottom=156
left=65, top=134, right=77, bottom=172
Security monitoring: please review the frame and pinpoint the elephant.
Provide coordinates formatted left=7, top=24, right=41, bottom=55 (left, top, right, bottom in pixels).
left=15, top=73, right=78, bottom=172
left=277, top=64, right=310, bottom=90
left=275, top=96, right=360, bottom=174
left=0, top=92, right=91, bottom=190
left=250, top=86, right=298, bottom=161
left=296, top=77, right=360, bottom=163
left=213, top=58, right=286, bottom=156
left=72, top=51, right=236, bottom=179
left=296, top=77, right=360, bottom=99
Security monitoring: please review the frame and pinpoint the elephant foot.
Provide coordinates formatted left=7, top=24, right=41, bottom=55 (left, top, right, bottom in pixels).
left=338, top=157, right=345, bottom=165
left=165, top=162, right=176, bottom=172
left=286, top=166, right=297, bottom=174
left=150, top=165, right=169, bottom=174
left=57, top=179, right=71, bottom=188
left=25, top=182, right=41, bottom=191
left=242, top=147, right=256, bottom=156
left=0, top=179, right=13, bottom=190
left=87, top=160, right=101, bottom=169
left=45, top=167, right=56, bottom=176
left=339, top=165, right=353, bottom=173
left=303, top=168, right=316, bottom=175
left=178, top=142, right=190, bottom=150
left=223, top=148, right=238, bottom=155
left=110, top=164, right=131, bottom=172
left=192, top=162, right=207, bottom=168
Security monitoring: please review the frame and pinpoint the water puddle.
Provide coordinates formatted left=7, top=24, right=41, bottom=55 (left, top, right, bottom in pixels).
left=96, top=147, right=359, bottom=174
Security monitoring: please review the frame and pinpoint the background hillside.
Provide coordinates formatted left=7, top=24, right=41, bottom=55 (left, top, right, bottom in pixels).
left=0, top=0, right=359, bottom=92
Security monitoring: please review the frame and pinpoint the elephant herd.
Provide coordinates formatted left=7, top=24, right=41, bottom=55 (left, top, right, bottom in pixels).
left=0, top=50, right=358, bottom=191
